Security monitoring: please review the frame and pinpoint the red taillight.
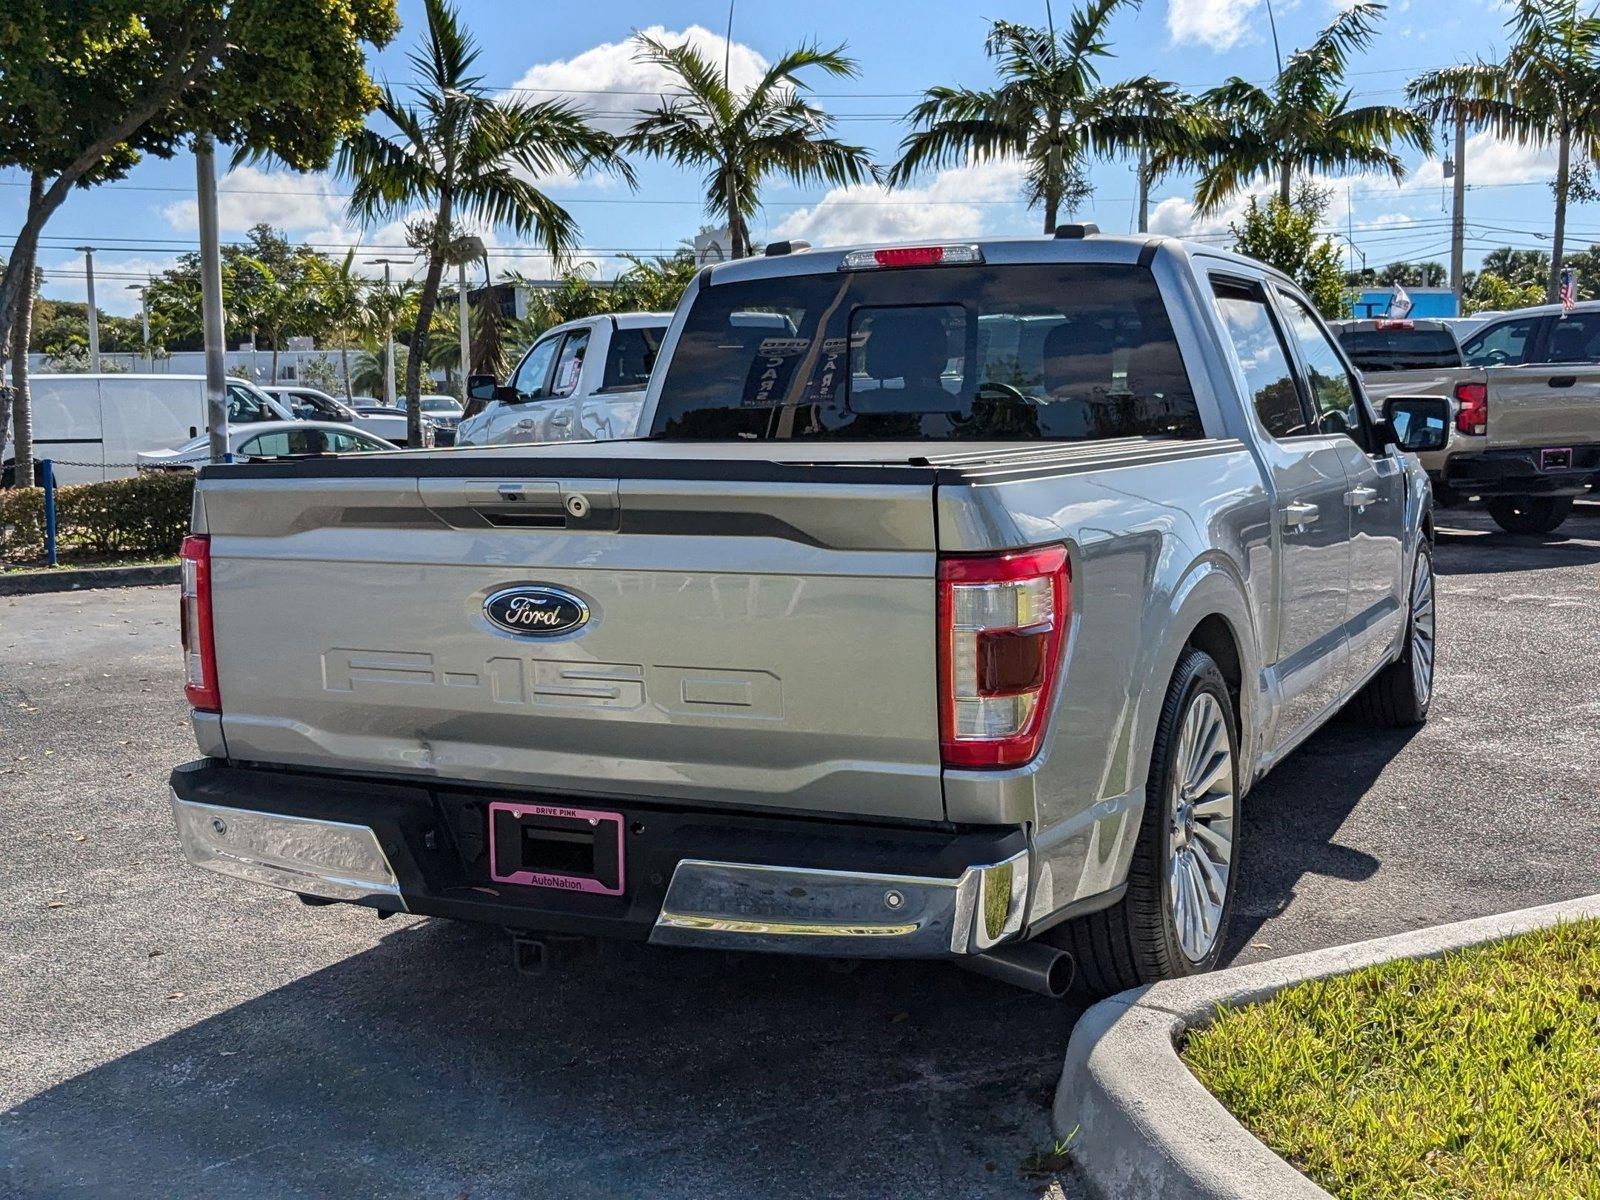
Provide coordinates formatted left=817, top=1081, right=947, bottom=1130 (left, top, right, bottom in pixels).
left=938, top=546, right=1070, bottom=769
left=876, top=246, right=945, bottom=268
left=180, top=535, right=220, bottom=713
left=1454, top=381, right=1488, bottom=435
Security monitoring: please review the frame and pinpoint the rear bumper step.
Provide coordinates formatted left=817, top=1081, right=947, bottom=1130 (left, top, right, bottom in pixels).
left=167, top=759, right=1032, bottom=959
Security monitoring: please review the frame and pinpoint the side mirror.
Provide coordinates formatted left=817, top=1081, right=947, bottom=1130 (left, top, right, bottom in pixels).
left=467, top=374, right=499, bottom=402
left=1383, top=395, right=1451, bottom=453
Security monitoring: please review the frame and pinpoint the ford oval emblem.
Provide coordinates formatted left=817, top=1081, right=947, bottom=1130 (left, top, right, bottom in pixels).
left=483, top=585, right=590, bottom=637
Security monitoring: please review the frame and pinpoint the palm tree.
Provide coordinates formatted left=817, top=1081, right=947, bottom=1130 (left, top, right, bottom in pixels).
left=890, top=1, right=1194, bottom=234
left=337, top=0, right=631, bottom=444
left=1410, top=0, right=1600, bottom=303
left=1182, top=2, right=1433, bottom=215
left=309, top=250, right=369, bottom=399
left=356, top=277, right=416, bottom=403
left=624, top=36, right=878, bottom=259
left=237, top=256, right=319, bottom=383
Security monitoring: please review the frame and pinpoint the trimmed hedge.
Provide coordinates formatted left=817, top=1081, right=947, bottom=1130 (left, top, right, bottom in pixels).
left=1, top=472, right=194, bottom=561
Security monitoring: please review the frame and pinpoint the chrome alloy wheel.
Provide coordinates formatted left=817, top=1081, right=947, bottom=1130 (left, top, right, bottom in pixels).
left=1167, top=691, right=1235, bottom=963
left=1410, top=553, right=1436, bottom=706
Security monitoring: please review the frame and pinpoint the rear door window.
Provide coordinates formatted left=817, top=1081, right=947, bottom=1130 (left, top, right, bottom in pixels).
left=1211, top=279, right=1310, bottom=439
left=1336, top=329, right=1462, bottom=371
left=650, top=262, right=1202, bottom=441
left=1462, top=317, right=1539, bottom=367
left=601, top=327, right=664, bottom=392
left=1541, top=311, right=1600, bottom=363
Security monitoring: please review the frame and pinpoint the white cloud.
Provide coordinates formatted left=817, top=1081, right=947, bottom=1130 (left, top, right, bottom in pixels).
left=1167, top=0, right=1263, bottom=51
left=771, top=159, right=1030, bottom=247
left=163, top=166, right=346, bottom=235
left=1409, top=131, right=1555, bottom=190
left=510, top=25, right=769, bottom=136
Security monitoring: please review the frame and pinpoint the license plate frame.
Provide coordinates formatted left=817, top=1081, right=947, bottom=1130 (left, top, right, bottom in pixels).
left=487, top=801, right=626, bottom=896
left=1540, top=447, right=1574, bottom=471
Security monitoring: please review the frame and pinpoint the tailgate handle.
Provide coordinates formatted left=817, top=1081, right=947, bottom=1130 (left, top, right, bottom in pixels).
left=1548, top=375, right=1577, bottom=388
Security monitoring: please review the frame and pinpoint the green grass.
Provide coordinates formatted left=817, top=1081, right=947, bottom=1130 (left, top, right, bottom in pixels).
left=1183, top=920, right=1600, bottom=1200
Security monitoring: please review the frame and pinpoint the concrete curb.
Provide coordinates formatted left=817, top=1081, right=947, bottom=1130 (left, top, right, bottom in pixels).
left=1053, top=893, right=1600, bottom=1199
left=0, top=563, right=178, bottom=596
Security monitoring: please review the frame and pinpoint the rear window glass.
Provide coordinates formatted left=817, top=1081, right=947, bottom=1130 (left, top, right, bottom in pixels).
left=649, top=263, right=1202, bottom=441
left=1336, top=329, right=1462, bottom=371
left=603, top=327, right=663, bottom=392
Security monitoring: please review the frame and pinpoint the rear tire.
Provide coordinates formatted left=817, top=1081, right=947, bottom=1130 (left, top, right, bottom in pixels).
left=1485, top=494, right=1573, bottom=535
left=1044, top=647, right=1239, bottom=999
left=1352, top=542, right=1435, bottom=727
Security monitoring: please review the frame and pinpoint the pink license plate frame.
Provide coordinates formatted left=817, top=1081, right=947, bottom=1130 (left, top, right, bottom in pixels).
left=487, top=801, right=626, bottom=896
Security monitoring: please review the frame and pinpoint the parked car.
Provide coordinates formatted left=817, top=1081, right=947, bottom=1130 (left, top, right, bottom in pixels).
left=363, top=393, right=465, bottom=446
left=1338, top=306, right=1600, bottom=533
left=262, top=385, right=422, bottom=447
left=168, top=232, right=1445, bottom=999
left=3, top=374, right=295, bottom=486
left=137, top=420, right=398, bottom=472
left=458, top=312, right=670, bottom=446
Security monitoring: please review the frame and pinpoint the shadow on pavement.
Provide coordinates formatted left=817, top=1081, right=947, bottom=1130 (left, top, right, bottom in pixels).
left=1433, top=500, right=1600, bottom=575
left=1220, top=717, right=1420, bottom=964
left=1, top=917, right=1079, bottom=1200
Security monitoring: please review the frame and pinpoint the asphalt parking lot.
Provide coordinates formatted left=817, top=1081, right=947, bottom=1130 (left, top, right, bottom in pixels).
left=3, top=501, right=1598, bottom=1200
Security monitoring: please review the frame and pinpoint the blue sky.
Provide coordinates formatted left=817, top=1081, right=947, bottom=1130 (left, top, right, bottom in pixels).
left=6, top=0, right=1586, bottom=317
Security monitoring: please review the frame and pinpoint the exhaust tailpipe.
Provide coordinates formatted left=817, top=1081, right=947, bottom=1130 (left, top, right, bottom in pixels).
left=957, top=940, right=1075, bottom=998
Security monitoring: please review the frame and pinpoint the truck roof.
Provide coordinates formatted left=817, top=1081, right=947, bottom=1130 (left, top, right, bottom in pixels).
left=699, top=232, right=1293, bottom=288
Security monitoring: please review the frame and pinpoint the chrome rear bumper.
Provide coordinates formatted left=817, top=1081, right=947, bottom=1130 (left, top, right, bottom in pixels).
left=649, top=852, right=1029, bottom=957
left=171, top=793, right=405, bottom=907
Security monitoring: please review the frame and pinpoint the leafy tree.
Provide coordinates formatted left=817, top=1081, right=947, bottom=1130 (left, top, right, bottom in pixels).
left=892, top=1, right=1194, bottom=232
left=338, top=0, right=629, bottom=444
left=1374, top=260, right=1447, bottom=287
left=1410, top=0, right=1600, bottom=302
left=1466, top=271, right=1546, bottom=314
left=1231, top=186, right=1351, bottom=318
left=0, top=0, right=399, bottom=396
left=625, top=35, right=876, bottom=259
left=1182, top=3, right=1432, bottom=214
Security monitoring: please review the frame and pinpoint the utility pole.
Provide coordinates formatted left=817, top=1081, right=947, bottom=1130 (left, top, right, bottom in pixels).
left=1449, top=112, right=1466, bottom=310
left=370, top=257, right=407, bottom=407
left=195, top=136, right=230, bottom=464
left=1135, top=145, right=1150, bottom=233
left=76, top=246, right=100, bottom=372
left=724, top=0, right=739, bottom=258
left=127, top=283, right=150, bottom=364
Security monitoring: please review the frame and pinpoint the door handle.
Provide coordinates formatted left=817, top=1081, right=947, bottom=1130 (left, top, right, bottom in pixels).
left=1280, top=501, right=1321, bottom=529
left=549, top=412, right=571, bottom=426
left=515, top=418, right=536, bottom=431
left=1548, top=375, right=1577, bottom=388
left=1343, top=485, right=1379, bottom=508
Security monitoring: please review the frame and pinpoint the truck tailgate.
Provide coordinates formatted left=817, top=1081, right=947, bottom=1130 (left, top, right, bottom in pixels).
left=1486, top=364, right=1600, bottom=447
left=198, top=459, right=946, bottom=821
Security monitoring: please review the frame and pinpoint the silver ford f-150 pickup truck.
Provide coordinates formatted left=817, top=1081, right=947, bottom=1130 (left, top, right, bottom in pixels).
left=169, top=231, right=1446, bottom=997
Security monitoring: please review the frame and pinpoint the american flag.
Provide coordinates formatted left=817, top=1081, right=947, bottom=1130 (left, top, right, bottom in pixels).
left=1560, top=267, right=1577, bottom=312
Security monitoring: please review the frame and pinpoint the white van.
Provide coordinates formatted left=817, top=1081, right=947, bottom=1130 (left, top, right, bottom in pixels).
left=3, top=374, right=294, bottom=485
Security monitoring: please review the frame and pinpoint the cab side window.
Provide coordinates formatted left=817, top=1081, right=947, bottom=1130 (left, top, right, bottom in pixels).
left=551, top=329, right=591, bottom=398
left=1461, top=317, right=1538, bottom=367
left=1542, top=311, right=1600, bottom=363
left=226, top=384, right=274, bottom=424
left=1211, top=278, right=1310, bottom=439
left=1277, top=292, right=1367, bottom=446
left=510, top=336, right=560, bottom=402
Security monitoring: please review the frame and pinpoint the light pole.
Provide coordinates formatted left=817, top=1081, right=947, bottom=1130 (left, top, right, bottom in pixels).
left=369, top=257, right=408, bottom=407
left=195, top=134, right=230, bottom=464
left=75, top=246, right=100, bottom=372
left=126, top=283, right=150, bottom=366
left=456, top=235, right=486, bottom=397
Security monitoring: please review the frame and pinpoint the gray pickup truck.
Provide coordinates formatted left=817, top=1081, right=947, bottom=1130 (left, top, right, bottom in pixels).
left=169, top=232, right=1445, bottom=997
left=1337, top=310, right=1600, bottom=533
